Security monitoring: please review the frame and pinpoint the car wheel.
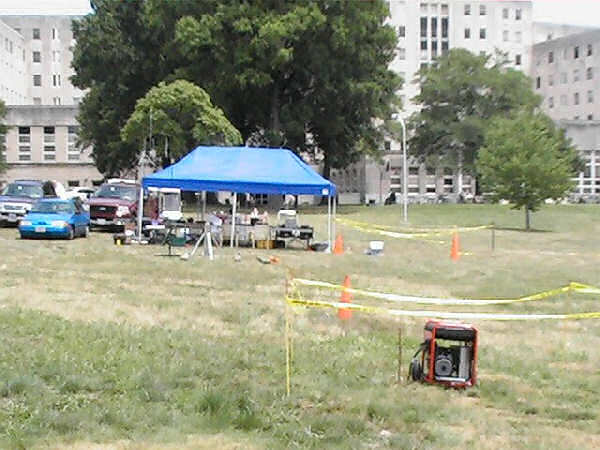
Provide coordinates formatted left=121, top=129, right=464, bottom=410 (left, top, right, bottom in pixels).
left=67, top=226, right=75, bottom=240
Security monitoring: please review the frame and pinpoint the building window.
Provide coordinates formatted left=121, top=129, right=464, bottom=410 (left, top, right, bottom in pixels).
left=33, top=97, right=41, bottom=105
left=441, top=4, right=448, bottom=15
left=480, top=28, right=486, bottom=39
left=560, top=94, right=567, bottom=106
left=52, top=28, right=58, bottom=40
left=574, top=69, right=580, bottom=82
left=536, top=77, right=541, bottom=89
left=420, top=17, right=427, bottom=38
left=547, top=33, right=554, bottom=41
left=574, top=92, right=580, bottom=105
left=464, top=4, right=471, bottom=15
left=465, top=28, right=471, bottom=39
left=52, top=51, right=60, bottom=63
left=397, top=47, right=406, bottom=60
left=431, top=40, right=438, bottom=58
left=548, top=97, right=554, bottom=109
left=588, top=114, right=594, bottom=120
left=32, top=51, right=41, bottom=63
left=561, top=72, right=567, bottom=84
left=441, top=17, right=448, bottom=38
left=33, top=74, right=41, bottom=87
left=18, top=126, right=30, bottom=143
left=587, top=67, right=593, bottom=80
left=515, top=9, right=522, bottom=20
left=421, top=40, right=428, bottom=59
left=68, top=125, right=81, bottom=160
left=441, top=40, right=449, bottom=54
left=398, top=25, right=405, bottom=38
left=420, top=3, right=428, bottom=14
left=574, top=46, right=579, bottom=59
left=44, top=126, right=55, bottom=143
left=515, top=31, right=522, bottom=43
left=480, top=4, right=486, bottom=15
left=548, top=51, right=554, bottom=63
left=548, top=73, right=553, bottom=85
left=52, top=74, right=61, bottom=87
left=33, top=28, right=40, bottom=40
left=574, top=116, right=580, bottom=120
left=588, top=90, right=594, bottom=103
left=53, top=97, right=61, bottom=105
left=588, top=44, right=593, bottom=56
left=515, top=54, right=522, bottom=66
left=431, top=17, right=437, bottom=38
left=18, top=146, right=31, bottom=161
left=502, top=8, right=509, bottom=19
left=384, top=141, right=391, bottom=152
left=43, top=145, right=56, bottom=161
left=503, top=30, right=509, bottom=42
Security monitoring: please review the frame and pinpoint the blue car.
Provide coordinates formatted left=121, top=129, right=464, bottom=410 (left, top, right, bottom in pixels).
left=19, top=199, right=90, bottom=240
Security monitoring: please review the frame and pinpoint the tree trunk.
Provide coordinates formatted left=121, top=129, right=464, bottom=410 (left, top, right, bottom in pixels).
left=525, top=206, right=531, bottom=231
left=270, top=83, right=281, bottom=146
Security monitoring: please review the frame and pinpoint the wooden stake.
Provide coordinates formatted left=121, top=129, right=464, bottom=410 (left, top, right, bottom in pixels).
left=397, top=326, right=402, bottom=385
left=491, top=223, right=495, bottom=252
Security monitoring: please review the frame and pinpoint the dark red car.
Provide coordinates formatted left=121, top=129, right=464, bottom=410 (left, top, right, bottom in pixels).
left=87, top=181, right=139, bottom=230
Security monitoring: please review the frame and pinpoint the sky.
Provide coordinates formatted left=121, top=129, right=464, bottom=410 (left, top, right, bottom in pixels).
left=0, top=0, right=599, bottom=27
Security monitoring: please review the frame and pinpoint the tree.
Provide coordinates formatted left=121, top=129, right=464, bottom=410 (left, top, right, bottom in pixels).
left=121, top=80, right=242, bottom=165
left=476, top=111, right=577, bottom=230
left=0, top=100, right=7, bottom=175
left=409, top=49, right=540, bottom=190
left=72, top=0, right=400, bottom=177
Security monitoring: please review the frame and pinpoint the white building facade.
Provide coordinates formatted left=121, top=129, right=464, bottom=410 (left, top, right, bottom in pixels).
left=0, top=19, right=27, bottom=105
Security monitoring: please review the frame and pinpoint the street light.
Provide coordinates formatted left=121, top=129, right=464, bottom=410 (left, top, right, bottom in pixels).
left=392, top=113, right=408, bottom=223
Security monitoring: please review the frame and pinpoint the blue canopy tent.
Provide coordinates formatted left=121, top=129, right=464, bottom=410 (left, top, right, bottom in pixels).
left=141, top=146, right=337, bottom=250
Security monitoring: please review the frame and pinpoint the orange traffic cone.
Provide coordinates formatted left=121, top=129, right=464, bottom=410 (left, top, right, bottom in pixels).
left=450, top=232, right=460, bottom=261
left=338, top=275, right=353, bottom=320
left=333, top=234, right=344, bottom=255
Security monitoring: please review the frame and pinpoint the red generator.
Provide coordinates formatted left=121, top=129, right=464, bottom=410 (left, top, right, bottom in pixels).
left=409, top=320, right=478, bottom=388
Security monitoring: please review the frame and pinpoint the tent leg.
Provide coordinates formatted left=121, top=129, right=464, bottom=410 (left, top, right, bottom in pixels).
left=332, top=195, right=337, bottom=246
left=202, top=191, right=206, bottom=221
left=327, top=195, right=332, bottom=253
left=230, top=192, right=237, bottom=248
left=137, top=187, right=144, bottom=241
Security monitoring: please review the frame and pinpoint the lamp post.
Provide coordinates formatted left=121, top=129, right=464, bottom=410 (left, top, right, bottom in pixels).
left=398, top=115, right=408, bottom=223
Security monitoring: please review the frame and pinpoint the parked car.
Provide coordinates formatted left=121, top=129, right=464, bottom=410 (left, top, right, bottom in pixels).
left=87, top=180, right=139, bottom=230
left=19, top=198, right=90, bottom=239
left=65, top=187, right=96, bottom=202
left=0, top=180, right=66, bottom=226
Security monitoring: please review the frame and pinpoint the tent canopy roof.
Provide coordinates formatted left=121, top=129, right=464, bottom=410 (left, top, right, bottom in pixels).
left=142, top=146, right=336, bottom=196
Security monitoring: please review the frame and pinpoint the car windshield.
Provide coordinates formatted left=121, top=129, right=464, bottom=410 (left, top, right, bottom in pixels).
left=31, top=201, right=75, bottom=214
left=1, top=183, right=43, bottom=198
left=94, top=184, right=137, bottom=201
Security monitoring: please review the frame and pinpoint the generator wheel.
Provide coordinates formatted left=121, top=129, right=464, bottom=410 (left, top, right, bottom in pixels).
left=409, top=359, right=422, bottom=382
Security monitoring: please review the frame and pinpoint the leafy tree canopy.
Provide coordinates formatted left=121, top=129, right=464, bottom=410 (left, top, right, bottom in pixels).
left=409, top=49, right=541, bottom=173
left=0, top=100, right=7, bottom=174
left=72, top=0, right=401, bottom=177
left=476, top=111, right=577, bottom=230
left=121, top=80, right=242, bottom=165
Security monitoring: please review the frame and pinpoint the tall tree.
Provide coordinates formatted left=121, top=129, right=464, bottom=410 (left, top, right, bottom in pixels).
left=0, top=100, right=8, bottom=175
left=409, top=49, right=540, bottom=190
left=476, top=112, right=577, bottom=230
left=121, top=80, right=242, bottom=165
left=72, top=0, right=400, bottom=177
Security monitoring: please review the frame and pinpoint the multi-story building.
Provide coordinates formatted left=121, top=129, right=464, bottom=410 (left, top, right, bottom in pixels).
left=0, top=19, right=27, bottom=105
left=532, top=29, right=600, bottom=199
left=0, top=14, right=100, bottom=187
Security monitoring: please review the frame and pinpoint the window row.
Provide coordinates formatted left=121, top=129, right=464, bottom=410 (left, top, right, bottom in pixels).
left=32, top=28, right=60, bottom=40
left=547, top=44, right=593, bottom=63
left=32, top=74, right=62, bottom=87
left=548, top=91, right=594, bottom=108
left=32, top=50, right=61, bottom=63
left=464, top=27, right=487, bottom=40
left=16, top=126, right=80, bottom=161
left=419, top=17, right=449, bottom=38
left=464, top=5, right=522, bottom=20
left=536, top=67, right=594, bottom=88
left=419, top=3, right=449, bottom=15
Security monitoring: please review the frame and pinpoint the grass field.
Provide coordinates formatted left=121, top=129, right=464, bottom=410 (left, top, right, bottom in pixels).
left=0, top=204, right=599, bottom=449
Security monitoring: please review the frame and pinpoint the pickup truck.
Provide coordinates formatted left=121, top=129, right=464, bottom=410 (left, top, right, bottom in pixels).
left=87, top=181, right=139, bottom=230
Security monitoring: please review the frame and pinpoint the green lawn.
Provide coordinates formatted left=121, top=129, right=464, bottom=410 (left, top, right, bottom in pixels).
left=0, top=204, right=599, bottom=449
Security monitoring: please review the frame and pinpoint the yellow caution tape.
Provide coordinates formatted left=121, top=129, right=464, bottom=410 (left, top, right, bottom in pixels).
left=291, top=278, right=599, bottom=306
left=286, top=297, right=600, bottom=321
left=337, top=218, right=491, bottom=237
